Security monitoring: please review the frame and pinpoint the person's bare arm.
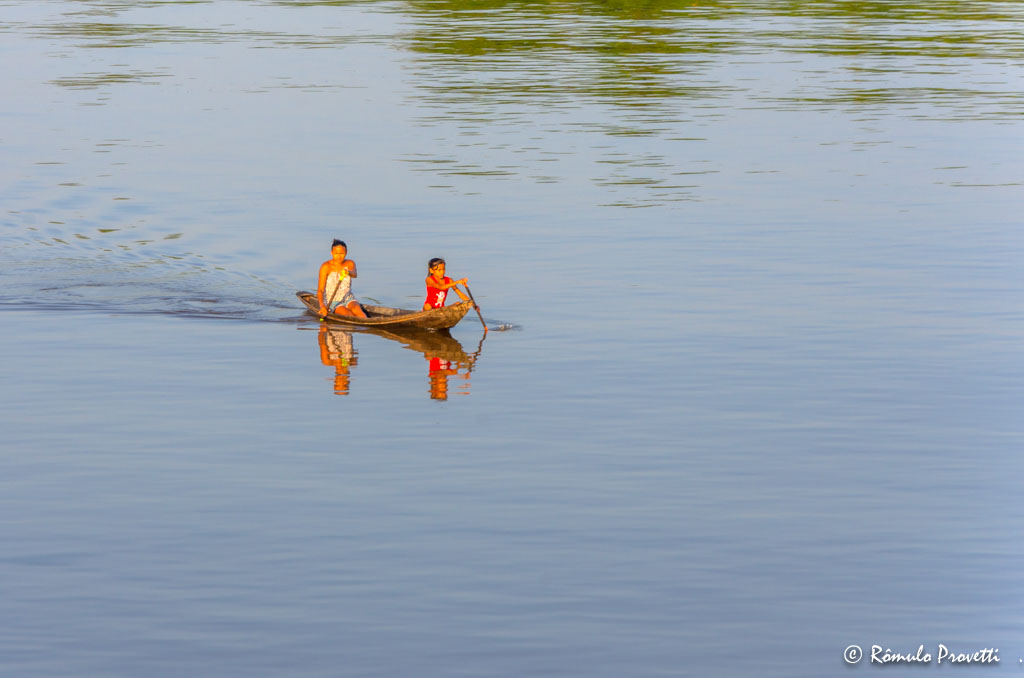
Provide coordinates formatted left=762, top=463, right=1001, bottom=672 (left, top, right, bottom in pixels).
left=316, top=263, right=330, bottom=312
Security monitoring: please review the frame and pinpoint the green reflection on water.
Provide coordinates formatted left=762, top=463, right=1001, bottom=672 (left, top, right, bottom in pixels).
left=391, top=0, right=1024, bottom=205
left=41, top=21, right=253, bottom=47
left=402, top=0, right=1024, bottom=63
left=20, top=0, right=1024, bottom=210
left=51, top=71, right=169, bottom=89
left=404, top=0, right=1022, bottom=21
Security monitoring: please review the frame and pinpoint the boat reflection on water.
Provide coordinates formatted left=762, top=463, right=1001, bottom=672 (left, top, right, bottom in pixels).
left=315, top=323, right=482, bottom=399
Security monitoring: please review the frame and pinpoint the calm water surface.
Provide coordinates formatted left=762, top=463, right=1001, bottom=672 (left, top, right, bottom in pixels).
left=2, top=1, right=1023, bottom=676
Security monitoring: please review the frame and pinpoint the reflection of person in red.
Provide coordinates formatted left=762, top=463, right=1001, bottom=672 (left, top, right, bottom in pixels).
left=318, top=324, right=358, bottom=395
left=427, top=355, right=470, bottom=400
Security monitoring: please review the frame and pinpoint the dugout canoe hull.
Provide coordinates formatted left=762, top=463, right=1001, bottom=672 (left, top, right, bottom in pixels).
left=297, top=291, right=471, bottom=330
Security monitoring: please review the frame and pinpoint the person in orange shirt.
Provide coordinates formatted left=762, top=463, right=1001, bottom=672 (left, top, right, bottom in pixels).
left=423, top=257, right=470, bottom=311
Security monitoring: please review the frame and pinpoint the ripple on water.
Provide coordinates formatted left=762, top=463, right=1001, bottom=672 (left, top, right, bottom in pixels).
left=0, top=233, right=297, bottom=322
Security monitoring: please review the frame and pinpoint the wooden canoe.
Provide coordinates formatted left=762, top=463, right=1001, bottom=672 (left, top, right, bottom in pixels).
left=297, top=291, right=471, bottom=330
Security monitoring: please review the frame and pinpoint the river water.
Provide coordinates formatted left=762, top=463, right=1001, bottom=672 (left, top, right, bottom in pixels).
left=2, top=1, right=1023, bottom=676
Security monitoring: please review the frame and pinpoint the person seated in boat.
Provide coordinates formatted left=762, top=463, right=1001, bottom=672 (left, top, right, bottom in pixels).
left=318, top=239, right=367, bottom=318
left=423, top=257, right=470, bottom=311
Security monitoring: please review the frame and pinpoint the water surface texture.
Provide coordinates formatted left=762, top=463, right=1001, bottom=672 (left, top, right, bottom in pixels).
left=2, top=1, right=1023, bottom=676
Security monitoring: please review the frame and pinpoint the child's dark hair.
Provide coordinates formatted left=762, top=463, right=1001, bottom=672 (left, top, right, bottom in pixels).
left=428, top=257, right=445, bottom=271
left=332, top=239, right=346, bottom=249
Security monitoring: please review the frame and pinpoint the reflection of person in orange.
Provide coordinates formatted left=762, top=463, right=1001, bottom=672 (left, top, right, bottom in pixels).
left=318, top=324, right=358, bottom=395
left=427, top=355, right=471, bottom=400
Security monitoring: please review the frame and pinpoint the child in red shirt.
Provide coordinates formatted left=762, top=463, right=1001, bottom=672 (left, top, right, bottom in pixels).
left=423, top=257, right=470, bottom=310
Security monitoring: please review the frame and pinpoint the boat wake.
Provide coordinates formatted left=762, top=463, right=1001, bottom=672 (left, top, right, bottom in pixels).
left=0, top=237, right=298, bottom=323
left=1, top=233, right=519, bottom=329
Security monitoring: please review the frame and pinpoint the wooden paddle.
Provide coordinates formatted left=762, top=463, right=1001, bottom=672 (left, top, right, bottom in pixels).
left=463, top=283, right=487, bottom=333
left=319, top=271, right=342, bottom=321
